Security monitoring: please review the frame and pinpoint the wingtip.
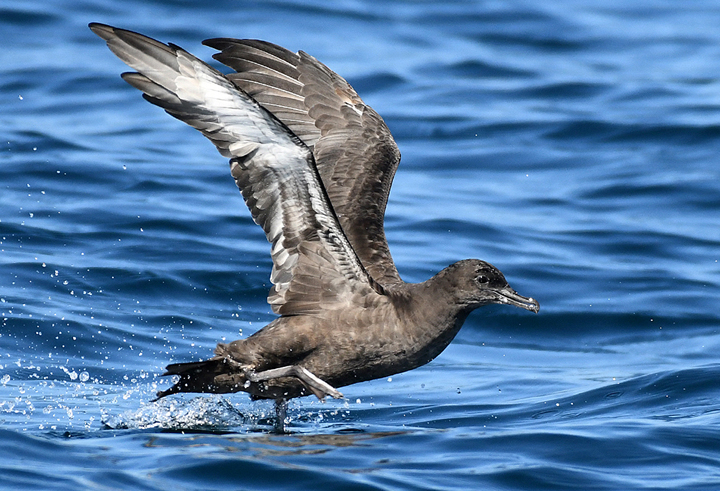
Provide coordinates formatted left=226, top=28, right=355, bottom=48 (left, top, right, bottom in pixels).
left=88, top=22, right=114, bottom=40
left=201, top=38, right=229, bottom=49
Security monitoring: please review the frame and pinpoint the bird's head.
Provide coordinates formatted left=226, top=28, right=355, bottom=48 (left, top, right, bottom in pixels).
left=444, top=259, right=539, bottom=313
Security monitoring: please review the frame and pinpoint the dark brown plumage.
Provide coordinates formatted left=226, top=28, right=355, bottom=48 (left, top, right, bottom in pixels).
left=90, top=23, right=539, bottom=407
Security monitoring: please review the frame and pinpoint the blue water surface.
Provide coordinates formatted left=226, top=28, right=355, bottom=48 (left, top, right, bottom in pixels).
left=2, top=0, right=720, bottom=489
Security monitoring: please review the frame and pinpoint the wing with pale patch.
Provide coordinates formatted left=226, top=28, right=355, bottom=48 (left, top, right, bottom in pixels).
left=90, top=23, right=383, bottom=315
left=203, top=38, right=404, bottom=287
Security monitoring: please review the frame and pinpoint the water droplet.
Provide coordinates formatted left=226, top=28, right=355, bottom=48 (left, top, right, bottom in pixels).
left=79, top=371, right=89, bottom=382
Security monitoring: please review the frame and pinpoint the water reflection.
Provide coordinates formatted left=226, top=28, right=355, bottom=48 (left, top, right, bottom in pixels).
left=142, top=427, right=408, bottom=459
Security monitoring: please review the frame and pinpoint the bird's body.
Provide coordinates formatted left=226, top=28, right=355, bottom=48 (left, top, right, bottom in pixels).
left=90, top=23, right=539, bottom=407
left=161, top=262, right=517, bottom=401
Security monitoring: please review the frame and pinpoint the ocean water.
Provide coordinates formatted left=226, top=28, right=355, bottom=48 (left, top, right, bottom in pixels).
left=2, top=0, right=720, bottom=489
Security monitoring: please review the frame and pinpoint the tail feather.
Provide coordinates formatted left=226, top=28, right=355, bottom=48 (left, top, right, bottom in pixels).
left=153, top=357, right=242, bottom=401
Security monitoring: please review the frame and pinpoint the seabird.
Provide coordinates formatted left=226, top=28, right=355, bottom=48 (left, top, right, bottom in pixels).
left=90, top=24, right=539, bottom=414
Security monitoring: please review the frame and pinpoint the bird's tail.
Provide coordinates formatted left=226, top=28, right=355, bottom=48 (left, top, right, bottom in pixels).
left=153, top=357, right=243, bottom=401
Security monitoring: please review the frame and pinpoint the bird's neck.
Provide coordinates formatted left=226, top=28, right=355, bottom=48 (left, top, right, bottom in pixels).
left=388, top=271, right=472, bottom=365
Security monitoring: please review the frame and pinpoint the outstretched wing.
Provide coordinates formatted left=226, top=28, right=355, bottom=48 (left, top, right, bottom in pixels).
left=203, top=38, right=404, bottom=287
left=90, top=23, right=384, bottom=315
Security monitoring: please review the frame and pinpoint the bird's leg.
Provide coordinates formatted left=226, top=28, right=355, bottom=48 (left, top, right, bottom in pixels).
left=246, top=366, right=344, bottom=400
left=274, top=398, right=288, bottom=433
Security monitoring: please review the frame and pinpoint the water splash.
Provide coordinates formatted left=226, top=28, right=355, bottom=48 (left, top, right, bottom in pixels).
left=103, top=396, right=253, bottom=431
left=101, top=395, right=356, bottom=433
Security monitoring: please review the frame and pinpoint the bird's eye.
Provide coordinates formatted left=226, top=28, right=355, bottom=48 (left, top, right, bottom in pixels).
left=476, top=275, right=489, bottom=285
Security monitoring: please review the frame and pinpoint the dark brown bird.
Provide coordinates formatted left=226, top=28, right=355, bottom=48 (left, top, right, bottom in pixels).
left=90, top=24, right=539, bottom=412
